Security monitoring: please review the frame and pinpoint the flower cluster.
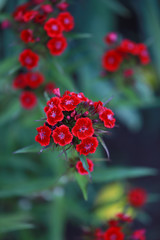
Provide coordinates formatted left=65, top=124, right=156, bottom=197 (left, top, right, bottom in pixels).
left=102, top=32, right=150, bottom=75
left=11, top=1, right=73, bottom=109
left=35, top=88, right=116, bottom=174
left=83, top=213, right=146, bottom=240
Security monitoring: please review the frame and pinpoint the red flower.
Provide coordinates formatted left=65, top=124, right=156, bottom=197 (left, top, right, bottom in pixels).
left=99, top=108, right=116, bottom=128
left=94, top=228, right=104, bottom=240
left=104, top=227, right=124, bottom=240
left=23, top=10, right=38, bottom=22
left=104, top=32, right=118, bottom=45
left=46, top=106, right=64, bottom=126
left=20, top=91, right=37, bottom=109
left=71, top=92, right=88, bottom=102
left=137, top=44, right=150, bottom=65
left=35, top=125, right=51, bottom=146
left=27, top=72, right=44, bottom=89
left=120, top=39, right=137, bottom=55
left=44, top=18, right=63, bottom=37
left=41, top=4, right=53, bottom=14
left=34, top=13, right=46, bottom=24
left=58, top=12, right=74, bottom=32
left=57, top=2, right=69, bottom=11
left=33, top=0, right=44, bottom=4
left=47, top=36, right=67, bottom=55
left=72, top=117, right=94, bottom=140
left=12, top=73, right=27, bottom=89
left=44, top=97, right=61, bottom=113
left=76, top=137, right=98, bottom=156
left=132, top=229, right=146, bottom=240
left=94, top=101, right=104, bottom=114
left=76, top=159, right=94, bottom=175
left=20, top=29, right=34, bottom=43
left=1, top=20, right=11, bottom=29
left=19, top=49, right=39, bottom=70
left=128, top=188, right=147, bottom=208
left=52, top=125, right=73, bottom=146
left=45, top=82, right=56, bottom=94
left=116, top=213, right=133, bottom=223
left=13, top=4, right=29, bottom=22
left=102, top=50, right=122, bottom=72
left=60, top=94, right=80, bottom=111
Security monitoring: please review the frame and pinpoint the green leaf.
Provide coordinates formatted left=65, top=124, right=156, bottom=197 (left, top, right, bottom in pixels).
left=100, top=0, right=130, bottom=16
left=93, top=167, right=158, bottom=183
left=75, top=173, right=88, bottom=201
left=13, top=144, right=42, bottom=154
left=98, top=136, right=110, bottom=159
left=67, top=33, right=92, bottom=39
left=80, top=155, right=92, bottom=181
left=0, top=213, right=33, bottom=233
left=0, top=178, right=59, bottom=198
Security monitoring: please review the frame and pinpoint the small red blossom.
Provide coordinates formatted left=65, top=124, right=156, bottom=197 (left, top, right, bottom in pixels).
left=61, top=95, right=80, bottom=111
left=104, top=227, right=124, bottom=240
left=123, top=69, right=134, bottom=78
left=94, top=101, right=104, bottom=114
left=128, top=188, right=147, bottom=208
left=58, top=12, right=74, bottom=32
left=47, top=36, right=67, bottom=55
left=20, top=29, right=34, bottom=43
left=76, top=137, right=98, bottom=156
left=71, top=92, right=88, bottom=102
left=52, top=125, right=73, bottom=146
left=57, top=2, right=69, bottom=11
left=41, top=4, right=53, bottom=13
left=34, top=13, right=47, bottom=24
left=13, top=73, right=27, bottom=89
left=1, top=20, right=11, bottom=29
left=76, top=159, right=94, bottom=175
left=44, top=18, right=63, bottom=37
left=44, top=97, right=61, bottom=113
left=27, top=72, right=44, bottom=89
left=23, top=10, right=38, bottom=22
left=46, top=106, right=64, bottom=126
left=99, top=108, right=116, bottom=128
left=94, top=228, right=104, bottom=240
left=104, top=32, right=118, bottom=45
left=19, top=49, right=39, bottom=70
left=132, top=229, right=146, bottom=240
left=108, top=219, right=119, bottom=227
left=13, top=4, right=29, bottom=22
left=45, top=82, right=56, bottom=94
left=116, top=213, right=133, bottom=223
left=120, top=39, right=137, bottom=55
left=35, top=125, right=51, bottom=146
left=53, top=88, right=61, bottom=97
left=137, top=44, right=150, bottom=65
left=72, top=117, right=94, bottom=140
left=102, top=50, right=122, bottom=72
left=20, top=91, right=37, bottom=110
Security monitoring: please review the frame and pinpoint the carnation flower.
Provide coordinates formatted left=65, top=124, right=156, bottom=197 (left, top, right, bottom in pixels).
left=102, top=50, right=122, bottom=72
left=44, top=18, right=63, bottom=37
left=76, top=159, right=94, bottom=175
left=58, top=12, right=74, bottom=32
left=20, top=29, right=34, bottom=43
left=72, top=117, right=94, bottom=139
left=35, top=125, right=51, bottom=146
left=104, top=32, right=118, bottom=45
left=13, top=73, right=27, bottom=89
left=47, top=36, right=67, bottom=55
left=20, top=91, right=37, bottom=109
left=23, top=10, right=38, bottom=22
left=19, top=49, right=39, bottom=70
left=76, top=137, right=98, bottom=156
left=132, top=229, right=146, bottom=240
left=27, top=72, right=44, bottom=89
left=57, top=2, right=69, bottom=11
left=44, top=97, right=61, bottom=113
left=104, top=227, right=124, bottom=240
left=46, top=106, right=64, bottom=126
left=61, top=94, right=80, bottom=111
left=99, top=109, right=116, bottom=128
left=128, top=188, right=147, bottom=208
left=52, top=125, right=73, bottom=146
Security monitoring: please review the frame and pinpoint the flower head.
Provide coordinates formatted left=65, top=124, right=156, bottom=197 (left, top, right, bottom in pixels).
left=20, top=29, right=34, bottom=43
left=76, top=137, right=98, bottom=156
left=132, top=229, right=146, bottom=240
left=76, top=159, right=94, bottom=175
left=19, top=49, right=39, bottom=70
left=102, top=50, right=122, bottom=72
left=26, top=72, right=44, bottom=89
left=47, top=36, right=67, bottom=55
left=128, top=188, right=147, bottom=208
left=61, top=94, right=80, bottom=111
left=20, top=91, right=37, bottom=109
left=104, top=227, right=124, bottom=240
left=13, top=73, right=27, bottom=89
left=72, top=117, right=94, bottom=140
left=44, top=18, right=63, bottom=37
left=99, top=108, right=116, bottom=128
left=58, top=12, right=74, bottom=32
left=46, top=106, right=64, bottom=126
left=35, top=125, right=51, bottom=146
left=52, top=125, right=73, bottom=146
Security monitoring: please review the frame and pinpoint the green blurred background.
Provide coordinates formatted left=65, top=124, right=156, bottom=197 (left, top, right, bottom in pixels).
left=0, top=0, right=160, bottom=239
